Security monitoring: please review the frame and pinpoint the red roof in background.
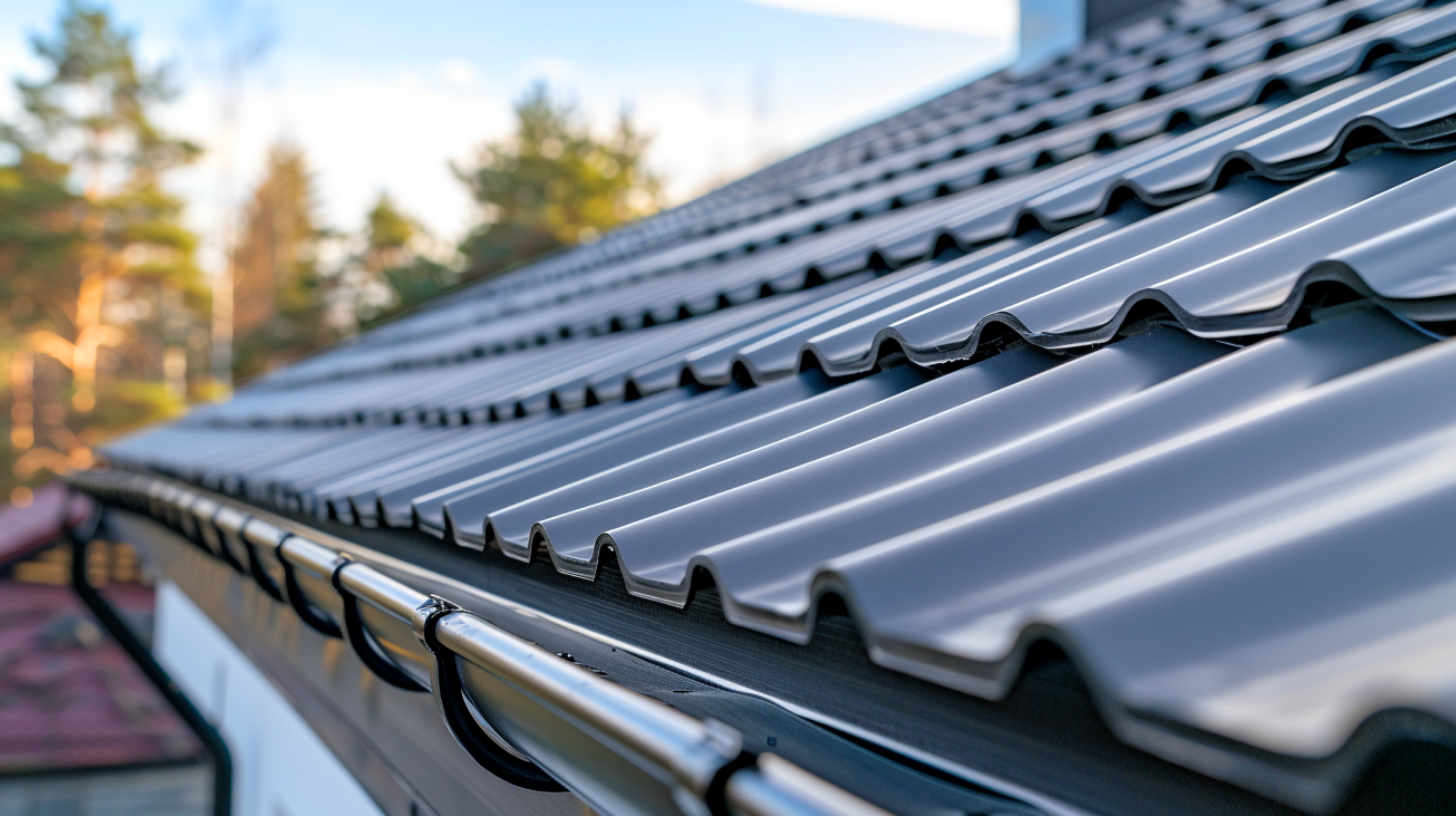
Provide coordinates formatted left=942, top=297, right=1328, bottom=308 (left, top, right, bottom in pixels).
left=0, top=486, right=203, bottom=775
left=0, top=482, right=92, bottom=567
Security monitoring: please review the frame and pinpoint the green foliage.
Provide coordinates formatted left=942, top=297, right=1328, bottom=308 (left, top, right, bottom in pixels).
left=231, top=142, right=343, bottom=380
left=0, top=0, right=203, bottom=498
left=19, top=0, right=201, bottom=287
left=382, top=257, right=456, bottom=313
left=454, top=83, right=662, bottom=281
left=85, top=378, right=186, bottom=436
left=368, top=192, right=415, bottom=251
left=0, top=149, right=82, bottom=340
left=10, top=0, right=203, bottom=301
left=17, top=0, right=197, bottom=178
left=355, top=192, right=454, bottom=322
left=363, top=84, right=664, bottom=325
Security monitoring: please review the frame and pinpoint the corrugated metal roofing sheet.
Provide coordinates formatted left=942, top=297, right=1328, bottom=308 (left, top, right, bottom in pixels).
left=86, top=0, right=1456, bottom=810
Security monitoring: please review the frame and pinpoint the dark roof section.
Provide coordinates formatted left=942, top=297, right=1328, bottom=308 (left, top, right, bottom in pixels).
left=0, top=483, right=93, bottom=566
left=92, top=0, right=1456, bottom=811
left=0, top=492, right=201, bottom=777
left=1088, top=0, right=1180, bottom=36
left=0, top=570, right=203, bottom=774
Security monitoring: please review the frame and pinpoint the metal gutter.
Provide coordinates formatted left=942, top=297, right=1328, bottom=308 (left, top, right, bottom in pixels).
left=68, top=470, right=905, bottom=816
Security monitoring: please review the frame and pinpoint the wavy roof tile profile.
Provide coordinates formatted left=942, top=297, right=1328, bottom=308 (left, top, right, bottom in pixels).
left=87, top=0, right=1456, bottom=812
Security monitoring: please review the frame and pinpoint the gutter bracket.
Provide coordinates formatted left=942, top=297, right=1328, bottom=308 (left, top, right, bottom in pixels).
left=414, top=599, right=566, bottom=792
left=278, top=535, right=343, bottom=638
left=333, top=561, right=429, bottom=692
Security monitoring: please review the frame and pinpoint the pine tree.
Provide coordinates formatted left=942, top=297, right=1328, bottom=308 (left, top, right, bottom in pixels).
left=1, top=0, right=203, bottom=497
left=366, top=193, right=455, bottom=315
left=454, top=83, right=662, bottom=281
left=230, top=141, right=340, bottom=379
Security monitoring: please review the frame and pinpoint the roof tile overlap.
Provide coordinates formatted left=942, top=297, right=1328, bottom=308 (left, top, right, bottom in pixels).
left=90, top=0, right=1456, bottom=810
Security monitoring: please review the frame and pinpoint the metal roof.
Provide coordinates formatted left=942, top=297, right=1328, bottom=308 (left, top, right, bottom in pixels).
left=84, top=0, right=1456, bottom=812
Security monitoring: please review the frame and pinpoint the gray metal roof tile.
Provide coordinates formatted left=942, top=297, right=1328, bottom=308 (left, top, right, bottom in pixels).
left=91, top=1, right=1456, bottom=808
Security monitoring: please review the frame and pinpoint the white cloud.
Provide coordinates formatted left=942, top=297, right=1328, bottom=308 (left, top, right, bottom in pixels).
left=0, top=40, right=42, bottom=118
left=737, top=0, right=1018, bottom=39
left=158, top=64, right=513, bottom=273
left=438, top=58, right=478, bottom=88
left=739, top=0, right=1013, bottom=38
left=516, top=54, right=582, bottom=89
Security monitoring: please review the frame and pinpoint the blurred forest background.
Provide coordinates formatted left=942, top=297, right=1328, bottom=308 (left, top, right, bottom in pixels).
left=0, top=1, right=664, bottom=502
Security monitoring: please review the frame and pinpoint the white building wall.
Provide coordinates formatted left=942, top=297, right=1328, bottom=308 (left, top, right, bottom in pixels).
left=153, top=580, right=387, bottom=816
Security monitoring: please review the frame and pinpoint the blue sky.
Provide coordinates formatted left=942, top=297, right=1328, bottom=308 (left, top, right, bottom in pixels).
left=0, top=0, right=1016, bottom=269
